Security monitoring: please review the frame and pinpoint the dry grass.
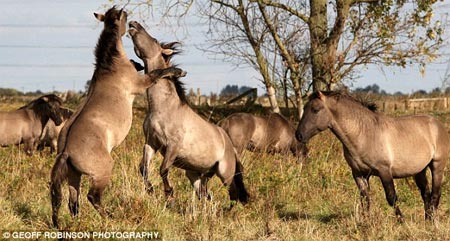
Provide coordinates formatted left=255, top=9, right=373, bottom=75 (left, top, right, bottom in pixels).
left=1, top=99, right=450, bottom=240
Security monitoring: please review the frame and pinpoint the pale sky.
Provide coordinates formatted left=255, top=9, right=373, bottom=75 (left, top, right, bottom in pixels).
left=0, top=0, right=449, bottom=95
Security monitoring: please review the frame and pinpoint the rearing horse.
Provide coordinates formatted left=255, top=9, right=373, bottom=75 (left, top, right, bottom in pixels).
left=296, top=91, right=449, bottom=221
left=129, top=21, right=249, bottom=204
left=50, top=6, right=186, bottom=228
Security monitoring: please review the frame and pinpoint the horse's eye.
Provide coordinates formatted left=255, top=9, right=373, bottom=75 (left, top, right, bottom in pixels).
left=312, top=108, right=320, bottom=114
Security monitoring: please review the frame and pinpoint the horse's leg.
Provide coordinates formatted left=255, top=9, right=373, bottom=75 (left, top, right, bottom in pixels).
left=185, top=170, right=206, bottom=199
left=216, top=158, right=248, bottom=205
left=24, top=139, right=34, bottom=156
left=428, top=160, right=445, bottom=220
left=68, top=168, right=81, bottom=217
left=140, top=144, right=155, bottom=193
left=160, top=146, right=177, bottom=198
left=50, top=139, right=57, bottom=153
left=87, top=156, right=113, bottom=218
left=379, top=170, right=403, bottom=222
left=352, top=172, right=371, bottom=216
left=201, top=172, right=214, bottom=201
left=413, top=168, right=431, bottom=219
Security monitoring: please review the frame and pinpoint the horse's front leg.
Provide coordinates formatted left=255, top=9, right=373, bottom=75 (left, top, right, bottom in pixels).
left=24, top=138, right=35, bottom=156
left=140, top=144, right=155, bottom=193
left=352, top=172, right=371, bottom=217
left=379, top=170, right=403, bottom=222
left=160, top=146, right=177, bottom=198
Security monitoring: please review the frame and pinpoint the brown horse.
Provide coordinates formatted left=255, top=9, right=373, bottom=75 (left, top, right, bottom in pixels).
left=38, top=107, right=73, bottom=153
left=296, top=91, right=450, bottom=221
left=129, top=21, right=249, bottom=204
left=50, top=6, right=186, bottom=228
left=220, top=112, right=307, bottom=162
left=0, top=94, right=63, bottom=155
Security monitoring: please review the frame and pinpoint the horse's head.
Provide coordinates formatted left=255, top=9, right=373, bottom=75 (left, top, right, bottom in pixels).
left=94, top=6, right=128, bottom=36
left=296, top=91, right=333, bottom=143
left=28, top=94, right=63, bottom=126
left=128, top=21, right=179, bottom=70
left=291, top=140, right=309, bottom=163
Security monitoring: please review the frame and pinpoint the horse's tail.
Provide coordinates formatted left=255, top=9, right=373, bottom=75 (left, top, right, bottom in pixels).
left=50, top=152, right=69, bottom=228
left=232, top=159, right=249, bottom=204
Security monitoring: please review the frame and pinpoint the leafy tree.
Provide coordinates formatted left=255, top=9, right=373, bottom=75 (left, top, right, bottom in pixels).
left=112, top=0, right=446, bottom=118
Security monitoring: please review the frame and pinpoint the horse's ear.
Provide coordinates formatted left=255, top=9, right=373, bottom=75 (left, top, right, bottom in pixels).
left=318, top=91, right=325, bottom=100
left=162, top=48, right=174, bottom=56
left=94, top=13, right=105, bottom=22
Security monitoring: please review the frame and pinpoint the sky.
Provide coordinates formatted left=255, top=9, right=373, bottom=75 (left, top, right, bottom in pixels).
left=0, top=0, right=449, bottom=95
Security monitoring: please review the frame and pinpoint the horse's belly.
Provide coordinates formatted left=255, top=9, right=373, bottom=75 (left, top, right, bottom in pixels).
left=391, top=155, right=431, bottom=178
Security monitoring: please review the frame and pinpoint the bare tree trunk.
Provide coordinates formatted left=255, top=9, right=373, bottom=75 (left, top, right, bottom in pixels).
left=266, top=85, right=280, bottom=113
left=293, top=82, right=303, bottom=119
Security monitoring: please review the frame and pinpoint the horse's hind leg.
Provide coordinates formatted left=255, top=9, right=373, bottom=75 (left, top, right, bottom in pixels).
left=379, top=170, right=403, bottom=222
left=413, top=168, right=431, bottom=219
left=68, top=168, right=81, bottom=217
left=428, top=160, right=446, bottom=220
left=186, top=171, right=211, bottom=200
left=87, top=161, right=113, bottom=218
left=140, top=144, right=155, bottom=193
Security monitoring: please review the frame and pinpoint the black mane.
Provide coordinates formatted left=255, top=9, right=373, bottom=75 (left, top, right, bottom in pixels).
left=170, top=75, right=188, bottom=105
left=159, top=43, right=186, bottom=105
left=94, top=6, right=122, bottom=72
left=310, top=91, right=378, bottom=112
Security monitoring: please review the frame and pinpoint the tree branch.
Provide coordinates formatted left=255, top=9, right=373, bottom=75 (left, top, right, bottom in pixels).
left=251, top=0, right=310, bottom=24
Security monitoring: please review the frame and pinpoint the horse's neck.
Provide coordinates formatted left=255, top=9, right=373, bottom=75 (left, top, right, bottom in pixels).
left=147, top=83, right=183, bottom=114
left=329, top=102, right=378, bottom=156
left=26, top=108, right=46, bottom=133
left=143, top=58, right=172, bottom=109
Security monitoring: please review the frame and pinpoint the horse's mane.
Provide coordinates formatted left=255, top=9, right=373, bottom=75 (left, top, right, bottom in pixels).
left=94, top=6, right=122, bottom=73
left=159, top=43, right=188, bottom=105
left=311, top=91, right=378, bottom=112
left=19, top=94, right=62, bottom=117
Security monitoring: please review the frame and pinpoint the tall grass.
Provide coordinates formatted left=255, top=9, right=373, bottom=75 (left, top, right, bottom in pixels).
left=1, top=99, right=450, bottom=240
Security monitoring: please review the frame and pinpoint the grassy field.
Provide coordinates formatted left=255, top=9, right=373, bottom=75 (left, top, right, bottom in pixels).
left=2, top=98, right=450, bottom=240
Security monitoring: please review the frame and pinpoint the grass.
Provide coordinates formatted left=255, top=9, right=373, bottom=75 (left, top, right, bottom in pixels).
left=1, top=98, right=450, bottom=240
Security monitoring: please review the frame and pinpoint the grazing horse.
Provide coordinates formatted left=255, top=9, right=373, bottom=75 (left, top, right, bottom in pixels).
left=38, top=107, right=73, bottom=153
left=0, top=94, right=63, bottom=155
left=129, top=21, right=249, bottom=204
left=296, top=91, right=450, bottom=221
left=50, top=6, right=186, bottom=228
left=220, top=112, right=307, bottom=162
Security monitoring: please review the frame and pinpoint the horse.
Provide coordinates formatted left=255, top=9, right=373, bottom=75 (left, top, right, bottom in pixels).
left=295, top=91, right=450, bottom=221
left=129, top=21, right=249, bottom=204
left=0, top=94, right=63, bottom=155
left=50, top=6, right=187, bottom=228
left=37, top=107, right=73, bottom=153
left=220, top=112, right=307, bottom=162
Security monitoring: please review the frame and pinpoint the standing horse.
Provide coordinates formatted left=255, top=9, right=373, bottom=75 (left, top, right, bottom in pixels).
left=38, top=107, right=73, bottom=153
left=50, top=6, right=186, bottom=228
left=129, top=21, right=249, bottom=203
left=296, top=91, right=450, bottom=221
left=220, top=112, right=307, bottom=162
left=0, top=94, right=63, bottom=155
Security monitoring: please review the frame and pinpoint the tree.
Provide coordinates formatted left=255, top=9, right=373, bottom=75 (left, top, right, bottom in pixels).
left=113, top=0, right=446, bottom=118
